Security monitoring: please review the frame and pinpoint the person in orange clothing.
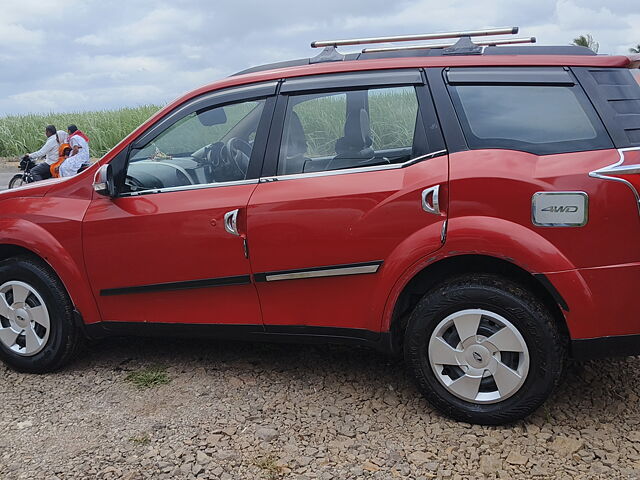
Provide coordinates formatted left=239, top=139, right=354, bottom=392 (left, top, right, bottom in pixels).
left=51, top=142, right=72, bottom=178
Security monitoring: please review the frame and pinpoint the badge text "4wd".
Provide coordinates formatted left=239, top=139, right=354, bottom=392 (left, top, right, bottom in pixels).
left=532, top=192, right=588, bottom=227
left=541, top=205, right=579, bottom=213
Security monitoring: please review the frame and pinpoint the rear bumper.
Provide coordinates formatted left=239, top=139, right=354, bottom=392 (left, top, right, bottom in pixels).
left=572, top=335, right=640, bottom=360
left=545, top=262, right=640, bottom=358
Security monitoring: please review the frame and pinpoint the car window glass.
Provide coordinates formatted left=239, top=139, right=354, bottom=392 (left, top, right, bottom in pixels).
left=125, top=99, right=265, bottom=193
left=369, top=86, right=419, bottom=151
left=277, top=86, right=422, bottom=176
left=449, top=84, right=612, bottom=155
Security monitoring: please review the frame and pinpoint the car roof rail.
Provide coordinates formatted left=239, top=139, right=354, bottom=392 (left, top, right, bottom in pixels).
left=362, top=36, right=536, bottom=54
left=310, top=27, right=519, bottom=48
left=230, top=27, right=594, bottom=77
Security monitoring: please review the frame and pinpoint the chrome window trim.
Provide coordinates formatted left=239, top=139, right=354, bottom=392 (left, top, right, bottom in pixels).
left=259, top=149, right=447, bottom=183
left=589, top=147, right=640, bottom=215
left=119, top=178, right=259, bottom=197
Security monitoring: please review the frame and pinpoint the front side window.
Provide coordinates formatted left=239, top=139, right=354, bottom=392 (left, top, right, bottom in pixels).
left=277, top=86, right=424, bottom=175
left=124, top=99, right=265, bottom=193
left=448, top=83, right=612, bottom=155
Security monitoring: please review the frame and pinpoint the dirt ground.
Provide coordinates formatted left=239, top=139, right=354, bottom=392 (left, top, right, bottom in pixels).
left=2, top=337, right=640, bottom=479
left=0, top=157, right=19, bottom=169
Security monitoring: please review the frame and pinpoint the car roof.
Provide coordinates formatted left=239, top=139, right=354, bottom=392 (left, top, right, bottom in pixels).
left=179, top=52, right=633, bottom=104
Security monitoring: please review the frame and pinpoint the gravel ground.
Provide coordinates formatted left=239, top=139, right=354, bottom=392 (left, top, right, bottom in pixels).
left=2, top=337, right=640, bottom=479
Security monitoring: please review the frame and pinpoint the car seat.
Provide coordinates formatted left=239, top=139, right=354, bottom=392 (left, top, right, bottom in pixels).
left=325, top=108, right=376, bottom=171
left=279, top=111, right=309, bottom=175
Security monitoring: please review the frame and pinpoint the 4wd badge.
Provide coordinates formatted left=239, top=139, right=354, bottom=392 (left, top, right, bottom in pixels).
left=532, top=192, right=588, bottom=227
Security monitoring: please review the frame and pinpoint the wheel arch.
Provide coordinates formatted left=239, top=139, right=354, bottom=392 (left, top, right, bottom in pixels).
left=386, top=254, right=570, bottom=353
left=0, top=219, right=101, bottom=326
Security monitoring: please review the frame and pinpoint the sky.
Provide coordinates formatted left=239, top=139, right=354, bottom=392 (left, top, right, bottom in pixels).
left=1, top=0, right=638, bottom=116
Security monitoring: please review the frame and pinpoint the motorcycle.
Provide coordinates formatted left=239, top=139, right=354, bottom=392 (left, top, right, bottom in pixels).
left=8, top=155, right=37, bottom=189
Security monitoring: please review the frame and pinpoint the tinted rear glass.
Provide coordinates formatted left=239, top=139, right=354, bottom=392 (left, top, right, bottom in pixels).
left=448, top=83, right=612, bottom=155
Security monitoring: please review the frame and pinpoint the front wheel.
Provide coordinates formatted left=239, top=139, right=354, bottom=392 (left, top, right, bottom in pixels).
left=8, top=174, right=26, bottom=189
left=404, top=275, right=566, bottom=425
left=0, top=256, right=81, bottom=372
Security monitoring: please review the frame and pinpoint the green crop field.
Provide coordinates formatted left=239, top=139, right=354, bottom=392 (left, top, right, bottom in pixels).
left=0, top=105, right=161, bottom=158
left=0, top=87, right=418, bottom=160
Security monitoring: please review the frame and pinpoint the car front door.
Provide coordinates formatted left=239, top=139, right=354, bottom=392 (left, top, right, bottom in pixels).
left=247, top=70, right=449, bottom=334
left=83, top=82, right=276, bottom=327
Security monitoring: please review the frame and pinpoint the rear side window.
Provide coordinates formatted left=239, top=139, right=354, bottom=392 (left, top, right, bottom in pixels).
left=448, top=75, right=613, bottom=155
left=277, top=86, right=426, bottom=175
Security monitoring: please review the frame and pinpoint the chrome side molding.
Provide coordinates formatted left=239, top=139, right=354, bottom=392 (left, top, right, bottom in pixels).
left=254, top=261, right=383, bottom=283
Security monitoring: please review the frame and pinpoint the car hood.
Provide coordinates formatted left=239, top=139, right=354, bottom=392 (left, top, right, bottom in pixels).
left=0, top=177, right=65, bottom=199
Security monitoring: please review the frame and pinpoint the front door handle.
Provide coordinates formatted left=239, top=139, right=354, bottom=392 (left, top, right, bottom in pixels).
left=224, top=209, right=240, bottom=236
left=422, top=185, right=441, bottom=215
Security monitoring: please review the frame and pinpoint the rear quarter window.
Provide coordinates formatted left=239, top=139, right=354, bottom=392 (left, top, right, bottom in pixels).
left=447, top=75, right=613, bottom=155
left=572, top=67, right=640, bottom=147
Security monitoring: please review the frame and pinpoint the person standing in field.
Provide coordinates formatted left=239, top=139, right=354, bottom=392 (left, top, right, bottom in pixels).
left=24, top=125, right=60, bottom=181
left=59, top=124, right=90, bottom=177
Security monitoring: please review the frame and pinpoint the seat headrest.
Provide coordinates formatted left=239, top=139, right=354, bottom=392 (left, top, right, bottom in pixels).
left=335, top=108, right=373, bottom=155
left=284, top=111, right=307, bottom=157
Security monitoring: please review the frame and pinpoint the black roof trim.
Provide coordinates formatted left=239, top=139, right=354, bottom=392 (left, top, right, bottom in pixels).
left=231, top=45, right=597, bottom=77
left=484, top=45, right=596, bottom=56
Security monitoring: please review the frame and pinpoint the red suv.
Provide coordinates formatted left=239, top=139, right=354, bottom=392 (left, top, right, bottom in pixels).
left=1, top=28, right=639, bottom=425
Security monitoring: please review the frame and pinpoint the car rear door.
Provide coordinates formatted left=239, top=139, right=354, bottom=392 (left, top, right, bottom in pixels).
left=246, top=70, right=448, bottom=334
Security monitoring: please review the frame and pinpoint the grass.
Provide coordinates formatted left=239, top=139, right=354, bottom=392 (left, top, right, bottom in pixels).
left=124, top=365, right=170, bottom=389
left=0, top=87, right=419, bottom=159
left=129, top=434, right=151, bottom=446
left=0, top=105, right=161, bottom=158
left=253, top=455, right=284, bottom=479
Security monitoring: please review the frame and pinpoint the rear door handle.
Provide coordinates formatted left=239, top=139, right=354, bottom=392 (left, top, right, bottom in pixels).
left=224, top=209, right=240, bottom=236
left=422, top=185, right=441, bottom=215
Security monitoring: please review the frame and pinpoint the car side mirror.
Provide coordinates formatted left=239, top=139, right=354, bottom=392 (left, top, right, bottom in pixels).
left=93, top=164, right=116, bottom=197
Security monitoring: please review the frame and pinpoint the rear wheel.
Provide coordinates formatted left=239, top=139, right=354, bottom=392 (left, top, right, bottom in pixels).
left=8, top=174, right=25, bottom=189
left=404, top=274, right=565, bottom=425
left=0, top=256, right=81, bottom=372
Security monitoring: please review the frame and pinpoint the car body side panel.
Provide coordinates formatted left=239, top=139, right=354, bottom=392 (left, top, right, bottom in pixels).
left=0, top=197, right=100, bottom=325
left=446, top=149, right=640, bottom=269
left=248, top=156, right=448, bottom=331
left=544, top=264, right=640, bottom=338
left=82, top=185, right=262, bottom=325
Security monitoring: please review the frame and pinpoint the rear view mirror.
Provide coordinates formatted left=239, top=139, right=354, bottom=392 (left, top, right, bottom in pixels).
left=197, top=107, right=227, bottom=126
left=93, top=164, right=116, bottom=197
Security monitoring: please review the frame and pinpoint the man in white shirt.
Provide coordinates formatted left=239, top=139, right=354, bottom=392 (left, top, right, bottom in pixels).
left=60, top=125, right=90, bottom=177
left=26, top=125, right=59, bottom=181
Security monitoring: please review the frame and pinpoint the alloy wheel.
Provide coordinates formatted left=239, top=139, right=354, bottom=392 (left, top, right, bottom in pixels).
left=0, top=281, right=51, bottom=356
left=428, top=308, right=529, bottom=404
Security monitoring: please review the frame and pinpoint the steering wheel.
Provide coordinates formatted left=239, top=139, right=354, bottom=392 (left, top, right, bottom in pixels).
left=124, top=174, right=146, bottom=192
left=220, top=137, right=252, bottom=179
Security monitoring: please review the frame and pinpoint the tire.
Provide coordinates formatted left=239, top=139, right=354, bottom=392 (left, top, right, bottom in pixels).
left=404, top=274, right=566, bottom=425
left=8, top=174, right=25, bottom=189
left=0, top=256, right=81, bottom=372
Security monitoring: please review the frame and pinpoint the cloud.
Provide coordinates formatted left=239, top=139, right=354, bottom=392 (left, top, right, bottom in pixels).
left=1, top=0, right=639, bottom=116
